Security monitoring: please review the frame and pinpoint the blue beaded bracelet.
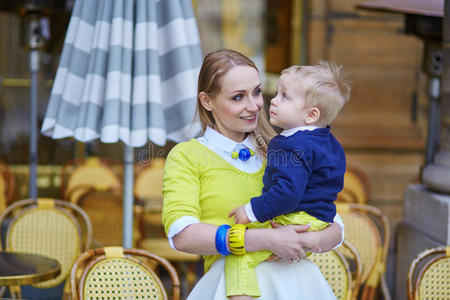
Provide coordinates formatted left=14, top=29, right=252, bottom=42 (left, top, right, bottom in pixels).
left=215, top=224, right=231, bottom=256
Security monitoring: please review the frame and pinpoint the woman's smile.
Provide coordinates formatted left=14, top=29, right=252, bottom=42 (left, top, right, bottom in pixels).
left=240, top=114, right=258, bottom=122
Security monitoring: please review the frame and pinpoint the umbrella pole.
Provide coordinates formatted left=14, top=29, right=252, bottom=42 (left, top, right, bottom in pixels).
left=29, top=49, right=38, bottom=199
left=123, top=145, right=134, bottom=247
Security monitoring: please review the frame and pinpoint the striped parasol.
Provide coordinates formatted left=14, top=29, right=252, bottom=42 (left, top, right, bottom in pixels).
left=41, top=0, right=202, bottom=246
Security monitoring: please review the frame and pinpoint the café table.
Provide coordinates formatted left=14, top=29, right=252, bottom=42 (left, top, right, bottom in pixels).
left=0, top=251, right=61, bottom=299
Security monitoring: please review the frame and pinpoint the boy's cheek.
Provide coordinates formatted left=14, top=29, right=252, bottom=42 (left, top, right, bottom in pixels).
left=269, top=117, right=277, bottom=126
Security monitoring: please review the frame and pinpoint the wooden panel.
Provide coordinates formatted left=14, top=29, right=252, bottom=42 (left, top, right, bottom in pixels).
left=308, top=0, right=327, bottom=17
left=306, top=19, right=327, bottom=64
left=265, top=0, right=292, bottom=73
left=328, top=18, right=422, bottom=67
left=321, top=17, right=427, bottom=150
left=329, top=0, right=374, bottom=13
left=346, top=152, right=424, bottom=227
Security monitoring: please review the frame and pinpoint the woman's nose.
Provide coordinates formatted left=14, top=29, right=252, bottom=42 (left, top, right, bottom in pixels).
left=247, top=96, right=262, bottom=112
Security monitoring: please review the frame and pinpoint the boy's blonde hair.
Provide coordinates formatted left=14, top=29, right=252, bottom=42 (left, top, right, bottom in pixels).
left=282, top=61, right=351, bottom=126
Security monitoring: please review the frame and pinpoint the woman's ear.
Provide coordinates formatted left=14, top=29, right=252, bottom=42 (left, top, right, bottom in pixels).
left=305, top=107, right=320, bottom=124
left=199, top=92, right=214, bottom=111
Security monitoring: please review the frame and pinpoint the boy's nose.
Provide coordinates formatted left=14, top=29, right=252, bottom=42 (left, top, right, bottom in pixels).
left=270, top=97, right=277, bottom=106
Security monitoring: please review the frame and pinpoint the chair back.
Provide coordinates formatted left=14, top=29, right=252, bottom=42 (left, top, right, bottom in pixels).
left=69, top=187, right=143, bottom=247
left=338, top=165, right=370, bottom=204
left=61, top=157, right=122, bottom=200
left=0, top=161, right=15, bottom=212
left=339, top=240, right=363, bottom=300
left=134, top=158, right=165, bottom=211
left=0, top=198, right=92, bottom=288
left=407, top=246, right=450, bottom=300
left=336, top=203, right=391, bottom=300
left=71, top=247, right=180, bottom=300
left=309, top=242, right=353, bottom=300
left=0, top=175, right=7, bottom=212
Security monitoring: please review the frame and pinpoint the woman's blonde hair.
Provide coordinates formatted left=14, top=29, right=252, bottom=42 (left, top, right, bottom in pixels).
left=196, top=49, right=275, bottom=156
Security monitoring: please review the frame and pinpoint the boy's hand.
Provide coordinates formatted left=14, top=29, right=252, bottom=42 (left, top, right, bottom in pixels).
left=229, top=205, right=250, bottom=224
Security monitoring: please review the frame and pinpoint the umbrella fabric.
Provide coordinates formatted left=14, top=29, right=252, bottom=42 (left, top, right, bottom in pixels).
left=41, top=0, right=202, bottom=147
left=40, top=0, right=202, bottom=248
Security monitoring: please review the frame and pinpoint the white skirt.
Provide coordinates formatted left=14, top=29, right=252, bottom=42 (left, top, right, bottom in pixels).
left=187, top=258, right=336, bottom=300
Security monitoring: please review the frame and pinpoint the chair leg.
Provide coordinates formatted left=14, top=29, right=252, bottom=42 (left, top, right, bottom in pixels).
left=9, top=285, right=22, bottom=299
left=380, top=276, right=392, bottom=300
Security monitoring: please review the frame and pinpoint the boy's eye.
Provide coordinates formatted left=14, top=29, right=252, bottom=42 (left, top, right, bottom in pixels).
left=282, top=93, right=288, bottom=99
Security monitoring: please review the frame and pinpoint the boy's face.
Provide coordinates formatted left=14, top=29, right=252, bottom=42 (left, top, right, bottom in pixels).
left=269, top=73, right=311, bottom=130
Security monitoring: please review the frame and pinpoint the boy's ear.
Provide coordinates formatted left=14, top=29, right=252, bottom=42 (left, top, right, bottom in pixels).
left=305, top=107, right=320, bottom=124
left=199, top=92, right=214, bottom=111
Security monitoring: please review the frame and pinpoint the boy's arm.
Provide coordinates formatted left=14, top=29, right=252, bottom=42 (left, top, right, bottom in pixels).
left=250, top=145, right=311, bottom=222
left=229, top=205, right=250, bottom=224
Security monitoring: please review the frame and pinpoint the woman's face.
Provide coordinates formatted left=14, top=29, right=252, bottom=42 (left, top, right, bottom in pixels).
left=205, top=65, right=263, bottom=142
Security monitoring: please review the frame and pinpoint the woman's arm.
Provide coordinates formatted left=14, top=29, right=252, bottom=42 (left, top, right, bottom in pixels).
left=173, top=222, right=323, bottom=261
left=172, top=223, right=221, bottom=255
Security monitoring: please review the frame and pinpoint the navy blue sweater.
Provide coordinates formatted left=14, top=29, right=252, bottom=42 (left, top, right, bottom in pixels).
left=250, top=127, right=345, bottom=223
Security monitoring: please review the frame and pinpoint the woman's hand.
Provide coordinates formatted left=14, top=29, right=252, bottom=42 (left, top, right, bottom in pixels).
left=268, top=222, right=321, bottom=262
left=262, top=221, right=344, bottom=263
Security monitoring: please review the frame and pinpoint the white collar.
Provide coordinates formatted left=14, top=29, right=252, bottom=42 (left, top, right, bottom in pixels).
left=280, top=126, right=320, bottom=137
left=203, top=127, right=255, bottom=154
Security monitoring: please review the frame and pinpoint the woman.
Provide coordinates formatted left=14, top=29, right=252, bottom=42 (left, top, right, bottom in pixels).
left=162, top=49, right=343, bottom=299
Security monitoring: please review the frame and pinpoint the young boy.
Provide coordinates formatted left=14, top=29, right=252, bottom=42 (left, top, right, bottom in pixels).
left=226, top=61, right=351, bottom=299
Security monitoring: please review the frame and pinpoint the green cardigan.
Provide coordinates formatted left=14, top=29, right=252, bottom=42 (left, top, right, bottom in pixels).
left=162, top=139, right=266, bottom=271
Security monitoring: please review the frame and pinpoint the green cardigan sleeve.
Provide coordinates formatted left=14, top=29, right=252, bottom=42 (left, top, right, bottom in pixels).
left=161, top=142, right=201, bottom=236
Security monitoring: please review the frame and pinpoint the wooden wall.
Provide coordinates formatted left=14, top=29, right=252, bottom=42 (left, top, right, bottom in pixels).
left=1, top=1, right=431, bottom=228
left=307, top=0, right=428, bottom=229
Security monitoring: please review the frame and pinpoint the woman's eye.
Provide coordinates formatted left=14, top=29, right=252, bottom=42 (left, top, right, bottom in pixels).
left=254, top=88, right=262, bottom=96
left=232, top=94, right=243, bottom=101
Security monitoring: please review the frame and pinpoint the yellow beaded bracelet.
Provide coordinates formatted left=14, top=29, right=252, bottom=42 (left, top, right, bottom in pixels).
left=229, top=224, right=247, bottom=255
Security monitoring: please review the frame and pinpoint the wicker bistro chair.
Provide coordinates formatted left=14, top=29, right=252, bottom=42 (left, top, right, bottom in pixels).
left=337, top=240, right=363, bottom=300
left=337, top=166, right=370, bottom=205
left=70, top=246, right=181, bottom=300
left=134, top=157, right=165, bottom=212
left=60, top=157, right=122, bottom=200
left=0, top=198, right=92, bottom=297
left=336, top=203, right=391, bottom=300
left=309, top=240, right=362, bottom=300
left=68, top=185, right=144, bottom=247
left=337, top=165, right=371, bottom=204
left=337, top=188, right=359, bottom=204
left=0, top=161, right=15, bottom=212
left=407, top=246, right=450, bottom=300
